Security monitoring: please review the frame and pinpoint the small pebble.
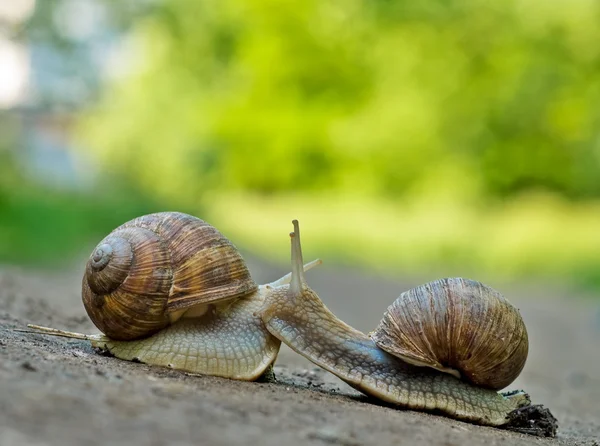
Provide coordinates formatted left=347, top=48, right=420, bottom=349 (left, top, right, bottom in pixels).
left=307, top=427, right=360, bottom=445
left=21, top=361, right=36, bottom=372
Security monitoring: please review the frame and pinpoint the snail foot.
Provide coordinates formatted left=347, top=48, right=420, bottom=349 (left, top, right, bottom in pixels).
left=503, top=404, right=558, bottom=438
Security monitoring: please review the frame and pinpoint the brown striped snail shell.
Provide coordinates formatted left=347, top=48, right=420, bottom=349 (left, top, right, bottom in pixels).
left=370, top=277, right=529, bottom=390
left=82, top=212, right=257, bottom=341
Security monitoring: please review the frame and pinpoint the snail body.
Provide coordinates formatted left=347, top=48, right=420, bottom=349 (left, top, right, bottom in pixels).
left=258, top=221, right=531, bottom=426
left=40, top=285, right=280, bottom=380
left=98, top=291, right=278, bottom=379
left=28, top=212, right=320, bottom=380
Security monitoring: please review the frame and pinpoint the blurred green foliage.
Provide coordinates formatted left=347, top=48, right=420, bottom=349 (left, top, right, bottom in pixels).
left=0, top=148, right=160, bottom=267
left=6, top=0, right=600, bottom=286
left=80, top=0, right=600, bottom=203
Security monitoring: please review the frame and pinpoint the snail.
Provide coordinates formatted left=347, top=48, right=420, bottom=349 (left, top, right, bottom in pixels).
left=24, top=212, right=321, bottom=381
left=258, top=220, right=540, bottom=427
left=21, top=215, right=556, bottom=434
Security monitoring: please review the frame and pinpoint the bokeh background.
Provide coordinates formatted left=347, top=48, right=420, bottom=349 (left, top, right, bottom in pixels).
left=2, top=0, right=600, bottom=289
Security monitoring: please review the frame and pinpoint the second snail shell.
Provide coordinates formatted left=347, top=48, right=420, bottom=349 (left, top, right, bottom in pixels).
left=370, top=277, right=528, bottom=390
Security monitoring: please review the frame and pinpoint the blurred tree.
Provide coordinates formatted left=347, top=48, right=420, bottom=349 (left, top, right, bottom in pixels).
left=73, top=0, right=600, bottom=204
left=9, top=0, right=600, bottom=280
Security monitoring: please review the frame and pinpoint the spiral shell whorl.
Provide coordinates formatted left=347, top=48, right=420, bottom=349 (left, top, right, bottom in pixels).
left=82, top=225, right=173, bottom=341
left=91, top=243, right=112, bottom=269
left=86, top=237, right=133, bottom=295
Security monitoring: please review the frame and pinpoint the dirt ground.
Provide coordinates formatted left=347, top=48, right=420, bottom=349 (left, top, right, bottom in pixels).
left=1, top=255, right=599, bottom=446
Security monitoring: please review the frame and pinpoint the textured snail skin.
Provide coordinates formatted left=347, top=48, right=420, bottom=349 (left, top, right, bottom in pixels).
left=260, top=285, right=529, bottom=425
left=91, top=286, right=280, bottom=380
left=258, top=223, right=530, bottom=426
left=25, top=258, right=322, bottom=380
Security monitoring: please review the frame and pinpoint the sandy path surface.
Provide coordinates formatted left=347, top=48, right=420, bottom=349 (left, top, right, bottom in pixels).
left=1, top=256, right=599, bottom=446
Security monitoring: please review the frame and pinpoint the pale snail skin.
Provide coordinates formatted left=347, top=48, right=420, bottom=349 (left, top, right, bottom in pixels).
left=26, top=212, right=322, bottom=381
left=29, top=267, right=317, bottom=380
left=258, top=220, right=531, bottom=426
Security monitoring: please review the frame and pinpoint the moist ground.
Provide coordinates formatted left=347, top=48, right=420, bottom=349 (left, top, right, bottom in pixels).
left=0, top=257, right=598, bottom=446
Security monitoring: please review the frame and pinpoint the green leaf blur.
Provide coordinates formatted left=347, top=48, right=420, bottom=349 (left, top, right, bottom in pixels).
left=80, top=0, right=600, bottom=201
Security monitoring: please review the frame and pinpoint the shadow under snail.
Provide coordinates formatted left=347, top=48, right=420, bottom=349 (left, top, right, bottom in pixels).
left=23, top=212, right=556, bottom=435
